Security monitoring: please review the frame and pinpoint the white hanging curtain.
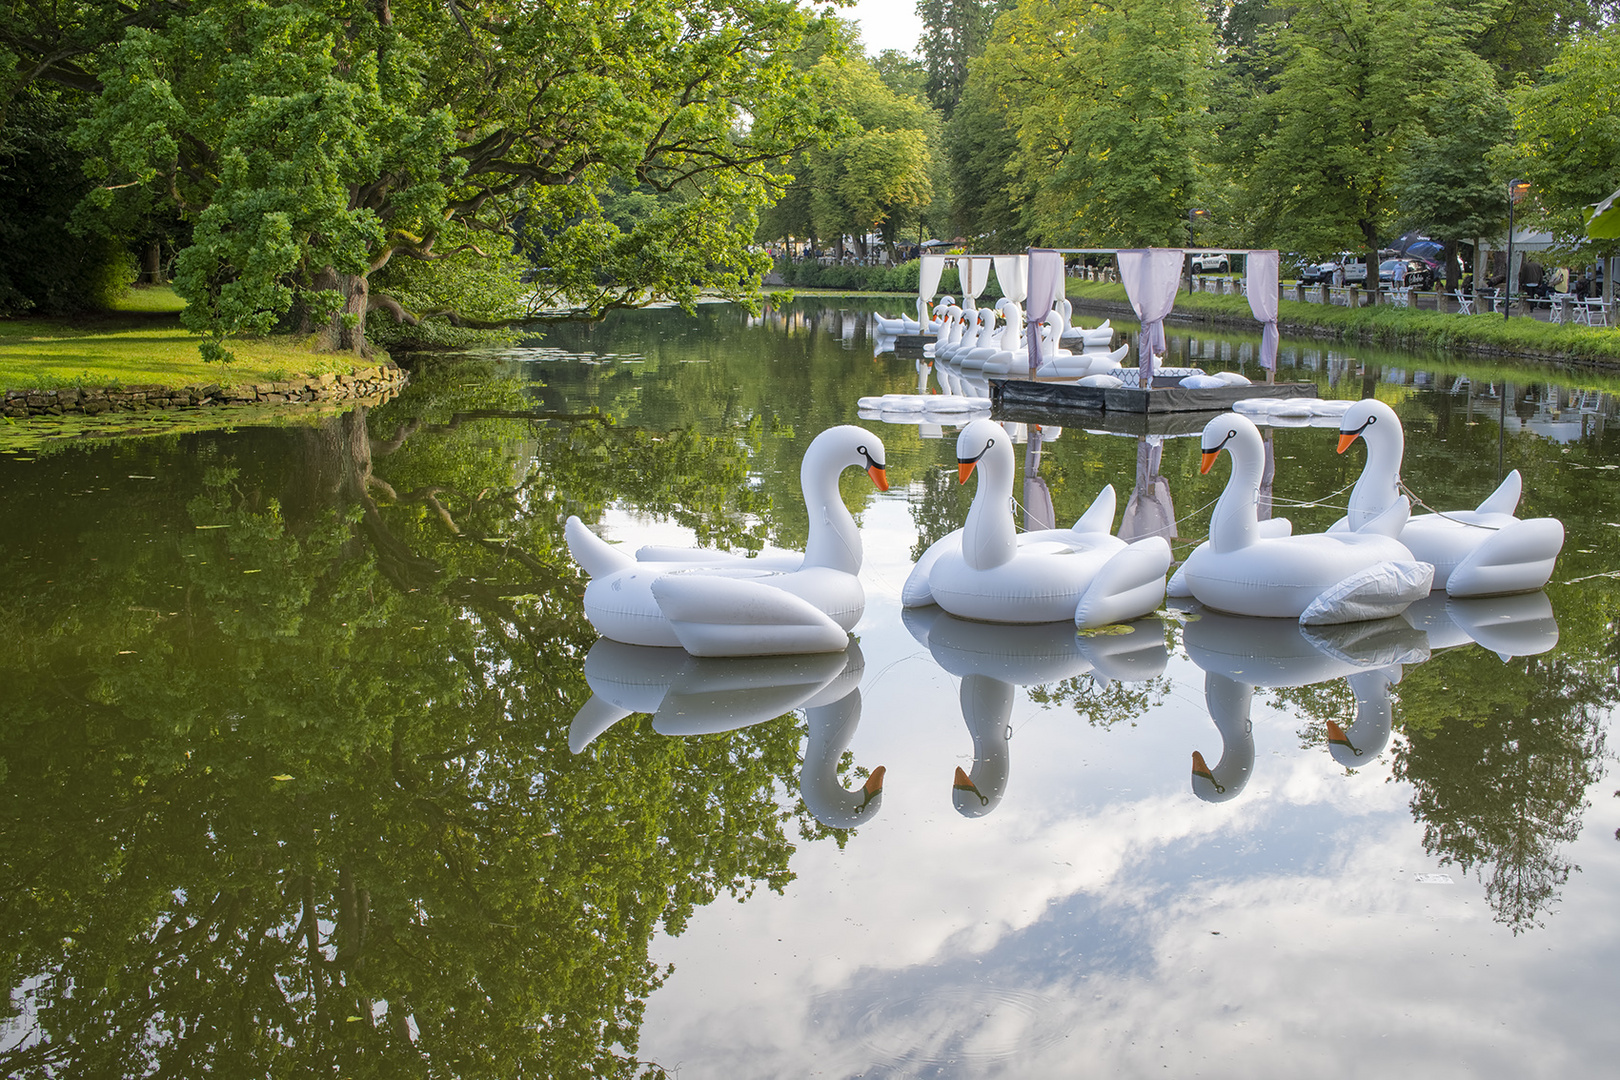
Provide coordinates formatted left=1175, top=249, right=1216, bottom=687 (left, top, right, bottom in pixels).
left=1244, top=249, right=1281, bottom=371
left=918, top=254, right=947, bottom=327
left=992, top=255, right=1029, bottom=303
left=1118, top=248, right=1185, bottom=384
left=1024, top=249, right=1064, bottom=377
left=959, top=256, right=993, bottom=313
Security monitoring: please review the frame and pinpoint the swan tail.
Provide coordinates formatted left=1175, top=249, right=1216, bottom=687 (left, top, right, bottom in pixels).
left=1445, top=517, right=1564, bottom=598
left=1072, top=484, right=1119, bottom=536
left=1474, top=469, right=1523, bottom=516
left=651, top=575, right=850, bottom=656
left=1075, top=536, right=1172, bottom=630
left=1166, top=561, right=1194, bottom=598
left=1257, top=516, right=1293, bottom=539
left=1298, top=561, right=1434, bottom=625
left=566, top=516, right=636, bottom=578
left=568, top=696, right=634, bottom=754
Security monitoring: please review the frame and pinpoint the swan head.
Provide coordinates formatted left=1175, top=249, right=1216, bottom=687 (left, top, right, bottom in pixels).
left=956, top=418, right=1012, bottom=485
left=1337, top=398, right=1402, bottom=455
left=806, top=424, right=889, bottom=492
left=1199, top=412, right=1261, bottom=475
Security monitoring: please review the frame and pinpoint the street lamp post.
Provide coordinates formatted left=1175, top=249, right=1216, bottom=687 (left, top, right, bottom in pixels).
left=1505, top=179, right=1530, bottom=322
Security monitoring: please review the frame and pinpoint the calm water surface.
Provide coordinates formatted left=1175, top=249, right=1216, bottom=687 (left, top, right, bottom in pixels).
left=3, top=300, right=1619, bottom=1077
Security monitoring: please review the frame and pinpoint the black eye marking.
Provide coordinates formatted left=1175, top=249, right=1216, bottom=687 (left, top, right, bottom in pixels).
left=958, top=437, right=995, bottom=465
left=1343, top=414, right=1377, bottom=438
left=1202, top=429, right=1238, bottom=455
left=857, top=444, right=886, bottom=470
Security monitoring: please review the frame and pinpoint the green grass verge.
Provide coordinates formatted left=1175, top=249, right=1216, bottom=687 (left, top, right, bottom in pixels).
left=1, top=286, right=372, bottom=391
left=1064, top=281, right=1620, bottom=364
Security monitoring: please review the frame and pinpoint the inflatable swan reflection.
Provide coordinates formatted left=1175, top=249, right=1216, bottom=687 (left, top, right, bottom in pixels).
left=905, top=607, right=1168, bottom=816
left=1334, top=399, right=1565, bottom=597
left=904, top=419, right=1171, bottom=628
left=566, top=425, right=887, bottom=656
left=1183, top=612, right=1430, bottom=801
left=1170, top=412, right=1433, bottom=623
left=569, top=639, right=884, bottom=828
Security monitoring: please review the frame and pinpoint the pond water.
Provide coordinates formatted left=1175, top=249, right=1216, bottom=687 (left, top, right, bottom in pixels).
left=3, top=299, right=1619, bottom=1077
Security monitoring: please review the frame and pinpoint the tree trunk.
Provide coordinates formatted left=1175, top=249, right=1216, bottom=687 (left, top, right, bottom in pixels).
left=140, top=242, right=163, bottom=286
left=310, top=266, right=371, bottom=355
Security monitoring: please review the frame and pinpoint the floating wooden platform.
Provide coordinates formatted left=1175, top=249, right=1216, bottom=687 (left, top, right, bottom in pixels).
left=990, top=378, right=1317, bottom=415
left=893, top=334, right=935, bottom=352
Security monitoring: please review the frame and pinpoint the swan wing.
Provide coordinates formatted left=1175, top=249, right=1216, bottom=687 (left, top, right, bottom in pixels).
left=1074, top=537, right=1172, bottom=629
left=1257, top=517, right=1293, bottom=538
left=651, top=574, right=850, bottom=656
left=1444, top=517, right=1564, bottom=598
left=903, top=531, right=962, bottom=607
left=1298, top=560, right=1435, bottom=625
left=652, top=653, right=847, bottom=734
left=1357, top=495, right=1412, bottom=539
left=566, top=515, right=636, bottom=578
left=1474, top=469, right=1523, bottom=516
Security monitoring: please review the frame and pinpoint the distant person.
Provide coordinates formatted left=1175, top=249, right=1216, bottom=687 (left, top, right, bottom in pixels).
left=1332, top=263, right=1345, bottom=288
left=1392, top=260, right=1407, bottom=289
left=1552, top=266, right=1570, bottom=294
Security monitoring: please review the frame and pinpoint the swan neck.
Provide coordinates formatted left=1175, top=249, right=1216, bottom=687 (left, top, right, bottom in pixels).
left=803, top=454, right=862, bottom=574
left=963, top=448, right=1017, bottom=570
left=1209, top=443, right=1262, bottom=553
left=1349, top=428, right=1404, bottom=528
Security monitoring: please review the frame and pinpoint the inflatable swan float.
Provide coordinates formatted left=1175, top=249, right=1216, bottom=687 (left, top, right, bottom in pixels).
left=903, top=419, right=1171, bottom=627
left=1170, top=413, right=1433, bottom=623
left=1333, top=399, right=1565, bottom=597
left=565, top=425, right=887, bottom=656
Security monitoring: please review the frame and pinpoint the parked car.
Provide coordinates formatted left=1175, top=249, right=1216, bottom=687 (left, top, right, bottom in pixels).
left=1300, top=253, right=1368, bottom=285
left=1379, top=258, right=1434, bottom=290
left=1190, top=252, right=1231, bottom=273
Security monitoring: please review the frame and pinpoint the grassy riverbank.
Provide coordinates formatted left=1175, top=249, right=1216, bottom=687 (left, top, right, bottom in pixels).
left=1064, top=281, right=1620, bottom=364
left=0, top=286, right=370, bottom=390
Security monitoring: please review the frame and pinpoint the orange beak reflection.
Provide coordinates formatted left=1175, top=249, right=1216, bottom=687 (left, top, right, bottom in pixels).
left=864, top=765, right=886, bottom=796
left=868, top=465, right=889, bottom=491
left=1199, top=450, right=1219, bottom=475
left=958, top=461, right=976, bottom=485
left=1191, top=750, right=1213, bottom=779
left=1337, top=432, right=1358, bottom=454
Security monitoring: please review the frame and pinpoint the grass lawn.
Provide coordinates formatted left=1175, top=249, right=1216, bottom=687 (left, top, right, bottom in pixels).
left=0, top=286, right=371, bottom=390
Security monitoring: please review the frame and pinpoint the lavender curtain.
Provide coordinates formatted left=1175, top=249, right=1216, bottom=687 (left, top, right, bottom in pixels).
left=1118, top=248, right=1185, bottom=384
left=959, top=257, right=993, bottom=313
left=1025, top=249, right=1064, bottom=377
left=918, top=254, right=947, bottom=327
left=1245, top=249, right=1281, bottom=371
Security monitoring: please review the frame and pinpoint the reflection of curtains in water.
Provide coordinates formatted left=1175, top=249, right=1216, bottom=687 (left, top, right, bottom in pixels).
left=918, top=255, right=947, bottom=326
left=1025, top=249, right=1064, bottom=377
left=1118, top=248, right=1185, bottom=384
left=959, top=257, right=993, bottom=312
left=1022, top=426, right=1056, bottom=531
left=1259, top=428, right=1276, bottom=524
left=1121, top=436, right=1175, bottom=543
left=1245, top=250, right=1281, bottom=372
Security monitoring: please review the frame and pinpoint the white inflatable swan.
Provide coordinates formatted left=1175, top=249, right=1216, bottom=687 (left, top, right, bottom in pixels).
left=1170, top=413, right=1433, bottom=623
left=902, top=419, right=1172, bottom=627
left=1333, top=399, right=1565, bottom=597
left=565, top=425, right=888, bottom=656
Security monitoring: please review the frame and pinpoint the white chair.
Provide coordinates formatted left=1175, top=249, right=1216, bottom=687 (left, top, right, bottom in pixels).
left=1453, top=290, right=1474, bottom=315
left=1586, top=298, right=1612, bottom=327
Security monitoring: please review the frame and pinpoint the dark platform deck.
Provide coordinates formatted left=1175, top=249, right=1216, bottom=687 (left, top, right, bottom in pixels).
left=990, top=378, right=1317, bottom=415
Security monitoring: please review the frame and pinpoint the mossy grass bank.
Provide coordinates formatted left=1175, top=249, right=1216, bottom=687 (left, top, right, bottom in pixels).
left=0, top=285, right=374, bottom=391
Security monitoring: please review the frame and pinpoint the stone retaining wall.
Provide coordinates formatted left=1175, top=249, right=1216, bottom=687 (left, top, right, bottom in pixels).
left=1, top=363, right=408, bottom=419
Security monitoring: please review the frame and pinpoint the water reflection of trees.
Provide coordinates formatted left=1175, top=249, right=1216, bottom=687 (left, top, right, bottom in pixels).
left=0, top=360, right=833, bottom=1077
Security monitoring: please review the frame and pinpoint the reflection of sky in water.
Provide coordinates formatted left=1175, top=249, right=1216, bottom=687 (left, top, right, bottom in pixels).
left=624, top=500, right=1620, bottom=1077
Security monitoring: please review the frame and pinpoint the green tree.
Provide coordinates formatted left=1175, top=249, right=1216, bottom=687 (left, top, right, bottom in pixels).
left=1248, top=0, right=1469, bottom=288
left=1506, top=30, right=1620, bottom=260
left=915, top=0, right=1011, bottom=116
left=64, top=0, right=840, bottom=360
left=976, top=0, right=1214, bottom=247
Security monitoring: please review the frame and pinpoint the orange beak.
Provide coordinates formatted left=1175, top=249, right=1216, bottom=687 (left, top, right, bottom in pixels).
left=1199, top=450, right=1219, bottom=475
left=1337, top=432, right=1358, bottom=454
left=959, top=461, right=975, bottom=484
left=868, top=465, right=889, bottom=492
left=864, top=765, right=886, bottom=796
